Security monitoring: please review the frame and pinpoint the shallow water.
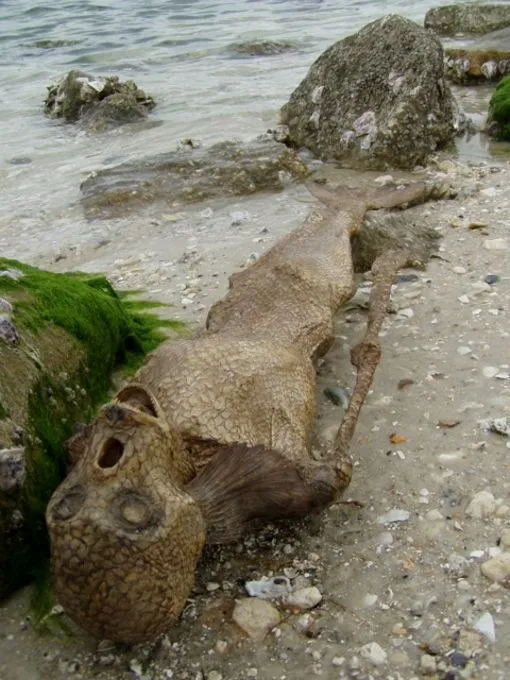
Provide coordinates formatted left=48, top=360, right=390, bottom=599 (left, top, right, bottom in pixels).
left=0, top=0, right=509, bottom=260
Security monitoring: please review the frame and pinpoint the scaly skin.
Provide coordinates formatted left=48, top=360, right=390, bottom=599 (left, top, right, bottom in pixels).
left=46, top=181, right=440, bottom=643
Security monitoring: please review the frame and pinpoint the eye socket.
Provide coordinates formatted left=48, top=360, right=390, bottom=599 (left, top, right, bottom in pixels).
left=97, top=437, right=124, bottom=469
left=51, top=486, right=85, bottom=522
left=110, top=491, right=160, bottom=531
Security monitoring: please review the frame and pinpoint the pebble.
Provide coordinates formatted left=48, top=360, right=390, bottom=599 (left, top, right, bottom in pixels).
left=425, top=509, right=444, bottom=521
left=453, top=266, right=467, bottom=274
left=457, top=346, right=471, bottom=356
left=284, top=586, right=322, bottom=610
left=0, top=297, right=12, bottom=314
left=481, top=553, right=510, bottom=582
left=0, top=318, right=19, bottom=344
left=500, top=529, right=510, bottom=548
left=484, top=274, right=500, bottom=285
left=232, top=598, right=280, bottom=640
left=245, top=576, right=292, bottom=599
left=449, top=651, right=468, bottom=668
left=479, top=416, right=510, bottom=436
left=397, top=307, right=414, bottom=318
left=374, top=174, right=394, bottom=186
left=360, top=642, right=387, bottom=666
left=458, top=294, right=470, bottom=304
left=465, top=490, right=496, bottom=519
left=323, top=386, right=350, bottom=408
left=482, top=366, right=499, bottom=378
left=473, top=612, right=496, bottom=643
left=376, top=508, right=410, bottom=524
left=331, top=656, right=345, bottom=667
left=0, top=268, right=23, bottom=280
left=206, top=672, right=223, bottom=680
left=420, top=653, right=437, bottom=675
left=484, top=238, right=508, bottom=250
left=480, top=186, right=497, bottom=197
left=231, top=211, right=251, bottom=225
left=0, top=448, right=26, bottom=492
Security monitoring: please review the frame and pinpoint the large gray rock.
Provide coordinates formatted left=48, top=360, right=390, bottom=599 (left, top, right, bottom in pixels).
left=279, top=15, right=457, bottom=170
left=425, top=4, right=510, bottom=36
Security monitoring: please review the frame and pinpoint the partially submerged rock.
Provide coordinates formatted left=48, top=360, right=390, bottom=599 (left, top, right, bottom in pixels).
left=81, top=136, right=310, bottom=219
left=486, top=76, right=510, bottom=140
left=227, top=39, right=297, bottom=57
left=424, top=4, right=510, bottom=37
left=279, top=15, right=457, bottom=170
left=44, top=70, right=155, bottom=131
left=0, top=259, right=176, bottom=601
left=444, top=49, right=510, bottom=84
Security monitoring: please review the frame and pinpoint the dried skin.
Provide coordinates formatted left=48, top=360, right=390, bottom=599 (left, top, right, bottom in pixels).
left=46, top=181, right=440, bottom=643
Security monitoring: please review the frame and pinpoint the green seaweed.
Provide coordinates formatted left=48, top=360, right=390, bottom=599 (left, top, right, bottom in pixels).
left=488, top=76, right=510, bottom=141
left=0, top=258, right=183, bottom=606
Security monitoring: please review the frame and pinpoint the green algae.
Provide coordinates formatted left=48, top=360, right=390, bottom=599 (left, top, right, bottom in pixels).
left=0, top=258, right=182, bottom=602
left=488, top=76, right=510, bottom=141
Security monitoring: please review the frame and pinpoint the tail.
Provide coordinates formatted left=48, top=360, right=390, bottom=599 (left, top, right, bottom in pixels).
left=329, top=249, right=409, bottom=490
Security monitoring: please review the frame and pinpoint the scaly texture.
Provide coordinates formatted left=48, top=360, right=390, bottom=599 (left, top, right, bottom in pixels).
left=46, top=181, right=441, bottom=643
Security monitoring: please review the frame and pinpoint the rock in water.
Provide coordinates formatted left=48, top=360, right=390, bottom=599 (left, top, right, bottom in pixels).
left=278, top=15, right=457, bottom=170
left=80, top=137, right=310, bottom=219
left=44, top=70, right=155, bottom=131
left=424, top=4, right=510, bottom=36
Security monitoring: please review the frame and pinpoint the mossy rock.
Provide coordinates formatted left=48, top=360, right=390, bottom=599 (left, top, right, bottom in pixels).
left=487, top=76, right=510, bottom=140
left=0, top=259, right=181, bottom=601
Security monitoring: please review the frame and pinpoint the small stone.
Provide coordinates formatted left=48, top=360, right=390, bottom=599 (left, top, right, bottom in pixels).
left=362, top=593, right=378, bottom=607
left=473, top=612, right=496, bottom=643
left=206, top=672, right=223, bottom=680
left=482, top=366, right=499, bottom=378
left=284, top=586, right=322, bottom=610
left=0, top=448, right=26, bottom=492
left=453, top=266, right=467, bottom=274
left=484, top=274, right=499, bottom=285
left=484, top=238, right=508, bottom=251
left=449, top=651, right=467, bottom=668
left=215, top=640, right=228, bottom=654
left=360, top=642, right=387, bottom=666
left=232, top=598, right=280, bottom=640
left=480, top=187, right=497, bottom=197
left=245, top=576, right=292, bottom=599
left=465, top=491, right=496, bottom=519
left=0, top=318, right=19, bottom=344
left=420, top=653, right=437, bottom=675
left=377, top=508, right=410, bottom=524
left=500, top=529, right=510, bottom=548
left=458, top=294, right=470, bottom=304
left=479, top=416, right=510, bottom=436
left=425, top=509, right=444, bottom=521
left=481, top=553, right=510, bottom=582
left=457, top=346, right=471, bottom=356
left=246, top=669, right=258, bottom=678
left=332, top=656, right=345, bottom=667
left=231, top=211, right=251, bottom=225
left=0, top=297, right=12, bottom=315
left=397, top=307, right=414, bottom=318
left=457, top=629, right=483, bottom=657
left=374, top=174, right=394, bottom=186
left=0, top=269, right=23, bottom=281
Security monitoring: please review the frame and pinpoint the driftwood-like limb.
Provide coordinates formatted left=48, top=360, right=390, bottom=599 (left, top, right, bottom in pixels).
left=333, top=249, right=409, bottom=480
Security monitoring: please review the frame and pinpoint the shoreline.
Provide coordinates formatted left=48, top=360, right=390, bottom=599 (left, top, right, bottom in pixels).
left=2, top=154, right=510, bottom=679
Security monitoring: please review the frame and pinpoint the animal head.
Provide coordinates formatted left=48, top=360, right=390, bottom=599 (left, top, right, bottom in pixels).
left=46, top=384, right=206, bottom=644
